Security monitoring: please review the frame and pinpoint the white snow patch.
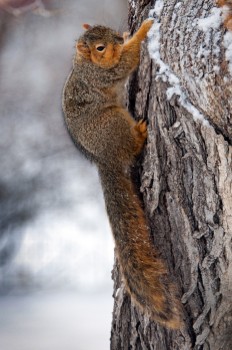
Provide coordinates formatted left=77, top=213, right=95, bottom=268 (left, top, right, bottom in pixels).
left=213, top=65, right=220, bottom=73
left=175, top=2, right=181, bottom=9
left=166, top=85, right=182, bottom=100
left=130, top=0, right=136, bottom=9
left=166, top=86, right=209, bottom=126
left=148, top=1, right=210, bottom=126
left=153, top=0, right=164, bottom=17
left=224, top=31, right=232, bottom=75
left=197, top=7, right=222, bottom=32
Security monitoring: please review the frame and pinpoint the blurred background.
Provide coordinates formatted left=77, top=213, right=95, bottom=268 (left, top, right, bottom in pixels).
left=0, top=1, right=127, bottom=349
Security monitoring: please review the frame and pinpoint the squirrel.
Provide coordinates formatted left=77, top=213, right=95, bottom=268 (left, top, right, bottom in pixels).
left=217, top=0, right=232, bottom=30
left=62, top=19, right=182, bottom=329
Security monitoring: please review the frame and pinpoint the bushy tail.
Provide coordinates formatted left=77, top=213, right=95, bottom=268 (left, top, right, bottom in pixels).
left=98, top=165, right=182, bottom=329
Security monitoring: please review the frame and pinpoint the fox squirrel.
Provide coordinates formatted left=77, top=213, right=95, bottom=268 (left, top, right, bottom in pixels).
left=62, top=19, right=182, bottom=329
left=217, top=0, right=232, bottom=29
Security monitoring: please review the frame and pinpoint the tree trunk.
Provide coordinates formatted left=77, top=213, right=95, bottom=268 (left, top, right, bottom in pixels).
left=110, top=1, right=232, bottom=349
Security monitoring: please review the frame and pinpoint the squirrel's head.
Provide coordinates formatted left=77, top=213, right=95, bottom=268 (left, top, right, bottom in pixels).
left=76, top=24, right=124, bottom=68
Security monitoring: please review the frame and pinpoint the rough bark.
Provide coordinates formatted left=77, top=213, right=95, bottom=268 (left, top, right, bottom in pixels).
left=111, top=1, right=232, bottom=349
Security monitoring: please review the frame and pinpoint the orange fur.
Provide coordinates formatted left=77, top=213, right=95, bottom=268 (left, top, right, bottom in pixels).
left=217, top=0, right=232, bottom=30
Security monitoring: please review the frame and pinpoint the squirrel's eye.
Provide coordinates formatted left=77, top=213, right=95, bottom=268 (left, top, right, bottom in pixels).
left=96, top=45, right=105, bottom=52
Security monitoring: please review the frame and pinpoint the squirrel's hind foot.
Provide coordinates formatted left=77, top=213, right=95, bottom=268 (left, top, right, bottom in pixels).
left=132, top=119, right=148, bottom=155
left=134, top=119, right=147, bottom=140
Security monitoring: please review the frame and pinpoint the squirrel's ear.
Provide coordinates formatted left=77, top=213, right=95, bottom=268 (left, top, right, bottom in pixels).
left=82, top=23, right=92, bottom=30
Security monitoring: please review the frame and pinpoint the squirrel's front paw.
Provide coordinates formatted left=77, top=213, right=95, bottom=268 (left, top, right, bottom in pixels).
left=138, top=19, right=154, bottom=39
